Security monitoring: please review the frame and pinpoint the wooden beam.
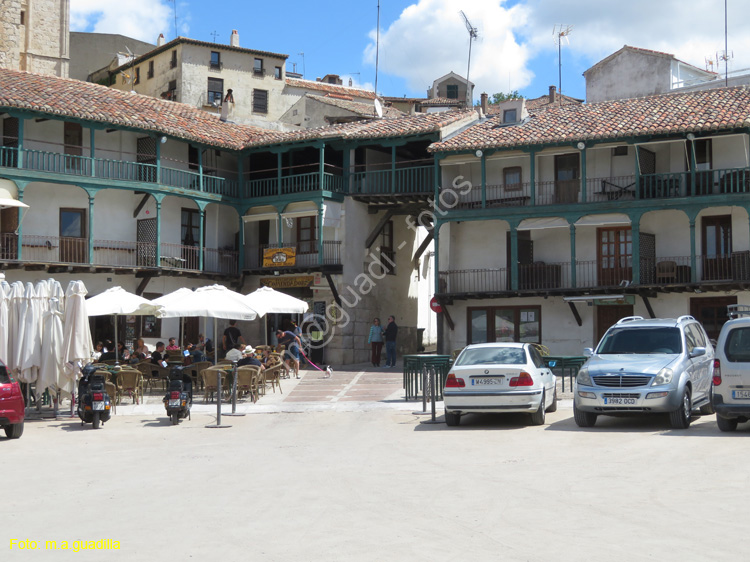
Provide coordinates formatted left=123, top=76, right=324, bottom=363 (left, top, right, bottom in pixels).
left=439, top=299, right=455, bottom=330
left=641, top=295, right=656, bottom=318
left=365, top=209, right=395, bottom=249
left=412, top=229, right=434, bottom=269
left=324, top=273, right=342, bottom=307
left=136, top=275, right=153, bottom=296
left=567, top=302, right=583, bottom=327
left=132, top=193, right=150, bottom=218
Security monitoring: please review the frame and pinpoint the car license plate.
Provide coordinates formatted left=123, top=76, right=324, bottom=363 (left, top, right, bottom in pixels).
left=732, top=390, right=750, bottom=400
left=471, top=378, right=503, bottom=386
left=604, top=397, right=637, bottom=405
left=169, top=399, right=181, bottom=407
left=93, top=401, right=105, bottom=411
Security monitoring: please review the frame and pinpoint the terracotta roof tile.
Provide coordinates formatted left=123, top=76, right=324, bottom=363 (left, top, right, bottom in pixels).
left=308, top=94, right=403, bottom=119
left=284, top=78, right=376, bottom=100
left=430, top=87, right=750, bottom=153
left=422, top=97, right=462, bottom=107
left=0, top=67, right=279, bottom=150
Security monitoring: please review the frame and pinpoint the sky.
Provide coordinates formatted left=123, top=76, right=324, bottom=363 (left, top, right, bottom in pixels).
left=70, top=0, right=750, bottom=103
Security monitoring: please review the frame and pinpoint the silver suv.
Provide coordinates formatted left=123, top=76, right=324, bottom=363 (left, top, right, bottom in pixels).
left=712, top=305, right=750, bottom=431
left=574, top=316, right=714, bottom=429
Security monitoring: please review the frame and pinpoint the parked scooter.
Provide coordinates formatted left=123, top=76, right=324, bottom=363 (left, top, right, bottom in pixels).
left=77, top=363, right=112, bottom=429
left=163, top=366, right=192, bottom=425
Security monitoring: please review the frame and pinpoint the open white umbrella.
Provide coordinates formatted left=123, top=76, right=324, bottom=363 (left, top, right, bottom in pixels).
left=152, top=287, right=194, bottom=348
left=244, top=286, right=309, bottom=317
left=86, top=287, right=164, bottom=364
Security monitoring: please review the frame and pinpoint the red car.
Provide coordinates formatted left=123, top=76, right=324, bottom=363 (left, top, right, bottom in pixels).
left=0, top=360, right=24, bottom=439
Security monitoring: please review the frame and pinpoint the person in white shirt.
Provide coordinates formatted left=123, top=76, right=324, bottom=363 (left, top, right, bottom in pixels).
left=225, top=342, right=243, bottom=362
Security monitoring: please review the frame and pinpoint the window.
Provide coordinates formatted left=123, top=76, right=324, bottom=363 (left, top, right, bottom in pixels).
left=503, top=109, right=517, bottom=123
left=167, top=79, right=177, bottom=101
left=467, top=306, right=541, bottom=344
left=380, top=221, right=395, bottom=275
left=446, top=84, right=459, bottom=99
left=133, top=67, right=140, bottom=85
left=147, top=60, right=154, bottom=79
left=296, top=216, right=318, bottom=254
left=59, top=208, right=87, bottom=263
left=181, top=208, right=200, bottom=247
left=210, top=51, right=222, bottom=70
left=274, top=66, right=282, bottom=80
left=20, top=11, right=24, bottom=25
left=188, top=145, right=199, bottom=171
left=503, top=166, right=522, bottom=191
left=207, top=77, right=224, bottom=105
left=252, top=89, right=268, bottom=113
left=63, top=122, right=83, bottom=171
left=170, top=50, right=177, bottom=68
left=253, top=58, right=263, bottom=75
left=612, top=146, right=628, bottom=156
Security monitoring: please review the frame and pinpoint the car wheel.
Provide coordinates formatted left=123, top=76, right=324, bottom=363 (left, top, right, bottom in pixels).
left=699, top=385, right=715, bottom=415
left=716, top=415, right=738, bottom=432
left=669, top=387, right=692, bottom=429
left=546, top=386, right=558, bottom=413
left=529, top=392, right=546, bottom=425
left=573, top=402, right=597, bottom=427
left=4, top=421, right=24, bottom=439
left=444, top=410, right=461, bottom=427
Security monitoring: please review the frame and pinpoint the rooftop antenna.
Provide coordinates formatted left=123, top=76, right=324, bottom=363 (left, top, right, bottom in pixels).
left=210, top=30, right=219, bottom=43
left=375, top=0, right=381, bottom=99
left=553, top=24, right=573, bottom=97
left=723, top=0, right=730, bottom=86
left=460, top=10, right=479, bottom=108
left=171, top=0, right=178, bottom=38
left=298, top=52, right=305, bottom=79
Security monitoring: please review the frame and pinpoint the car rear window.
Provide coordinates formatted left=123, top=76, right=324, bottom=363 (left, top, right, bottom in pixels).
left=597, top=327, right=683, bottom=354
left=724, top=327, right=750, bottom=362
left=0, top=364, right=9, bottom=384
left=455, top=347, right=527, bottom=366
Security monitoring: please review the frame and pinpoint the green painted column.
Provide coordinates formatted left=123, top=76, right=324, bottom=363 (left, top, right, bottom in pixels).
left=570, top=224, right=577, bottom=288
left=15, top=184, right=25, bottom=260
left=433, top=156, right=440, bottom=205
left=277, top=211, right=282, bottom=245
left=634, top=145, right=640, bottom=200
left=237, top=212, right=245, bottom=272
left=319, top=145, right=325, bottom=191
left=342, top=149, right=351, bottom=194
left=481, top=153, right=486, bottom=209
left=237, top=154, right=244, bottom=198
left=88, top=194, right=95, bottom=265
left=631, top=217, right=640, bottom=285
left=689, top=139, right=697, bottom=197
left=17, top=118, right=24, bottom=169
left=529, top=149, right=536, bottom=205
left=155, top=137, right=162, bottom=184
left=510, top=226, right=519, bottom=291
left=391, top=145, right=396, bottom=193
left=580, top=147, right=587, bottom=203
left=155, top=199, right=162, bottom=267
left=318, top=204, right=324, bottom=266
left=198, top=146, right=204, bottom=192
left=277, top=152, right=282, bottom=196
left=689, top=218, right=697, bottom=283
left=89, top=128, right=96, bottom=177
left=433, top=220, right=441, bottom=294
left=198, top=208, right=205, bottom=271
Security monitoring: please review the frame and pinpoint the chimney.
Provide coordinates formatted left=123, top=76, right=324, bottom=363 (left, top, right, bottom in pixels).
left=549, top=85, right=557, bottom=104
left=157, top=33, right=165, bottom=47
left=230, top=29, right=240, bottom=47
left=480, top=92, right=488, bottom=115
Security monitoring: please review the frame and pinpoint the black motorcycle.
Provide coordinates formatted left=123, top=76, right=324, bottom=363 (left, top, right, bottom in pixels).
left=77, top=363, right=112, bottom=429
left=163, top=366, right=192, bottom=425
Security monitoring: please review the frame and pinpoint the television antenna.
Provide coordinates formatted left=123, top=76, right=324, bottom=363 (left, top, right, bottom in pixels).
left=553, top=24, right=573, bottom=97
left=460, top=10, right=479, bottom=107
left=298, top=52, right=306, bottom=79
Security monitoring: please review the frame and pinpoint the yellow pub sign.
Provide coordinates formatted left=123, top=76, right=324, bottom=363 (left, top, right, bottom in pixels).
left=263, top=247, right=296, bottom=268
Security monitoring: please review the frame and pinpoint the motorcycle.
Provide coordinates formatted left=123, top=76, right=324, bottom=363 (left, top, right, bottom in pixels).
left=77, top=363, right=112, bottom=429
left=163, top=366, right=192, bottom=425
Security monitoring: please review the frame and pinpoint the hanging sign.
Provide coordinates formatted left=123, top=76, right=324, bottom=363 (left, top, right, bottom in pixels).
left=263, top=247, right=296, bottom=267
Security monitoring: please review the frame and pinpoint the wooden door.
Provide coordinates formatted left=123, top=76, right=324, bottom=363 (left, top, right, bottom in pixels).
left=137, top=218, right=156, bottom=266
left=0, top=207, right=18, bottom=259
left=702, top=215, right=731, bottom=280
left=59, top=208, right=87, bottom=263
left=595, top=304, right=634, bottom=345
left=183, top=317, right=199, bottom=346
left=598, top=227, right=632, bottom=286
left=506, top=231, right=532, bottom=289
left=554, top=153, right=580, bottom=203
left=690, top=296, right=737, bottom=342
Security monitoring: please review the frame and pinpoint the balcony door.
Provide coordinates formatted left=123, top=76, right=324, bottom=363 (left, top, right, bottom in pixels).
left=702, top=215, right=731, bottom=280
left=181, top=208, right=202, bottom=269
left=597, top=227, right=632, bottom=286
left=59, top=208, right=87, bottom=263
left=136, top=218, right=156, bottom=266
left=64, top=123, right=83, bottom=173
left=554, top=153, right=579, bottom=203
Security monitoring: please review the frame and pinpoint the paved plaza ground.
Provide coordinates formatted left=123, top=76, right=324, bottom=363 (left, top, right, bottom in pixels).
left=4, top=362, right=749, bottom=562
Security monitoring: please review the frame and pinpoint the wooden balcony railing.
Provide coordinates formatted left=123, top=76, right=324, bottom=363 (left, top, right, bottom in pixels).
left=351, top=165, right=434, bottom=195
left=245, top=241, right=341, bottom=269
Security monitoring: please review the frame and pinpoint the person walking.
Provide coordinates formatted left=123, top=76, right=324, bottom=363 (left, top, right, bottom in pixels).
left=368, top=318, right=385, bottom=367
left=276, top=329, right=302, bottom=378
left=222, top=320, right=245, bottom=357
left=384, top=315, right=398, bottom=368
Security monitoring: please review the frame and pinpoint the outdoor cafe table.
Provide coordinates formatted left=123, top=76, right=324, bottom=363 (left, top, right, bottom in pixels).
left=402, top=354, right=453, bottom=401
left=543, top=356, right=587, bottom=392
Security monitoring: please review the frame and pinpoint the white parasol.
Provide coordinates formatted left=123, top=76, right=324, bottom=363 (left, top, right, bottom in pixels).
left=62, top=280, right=92, bottom=386
left=244, top=286, right=309, bottom=316
left=0, top=280, right=9, bottom=363
left=37, top=279, right=66, bottom=399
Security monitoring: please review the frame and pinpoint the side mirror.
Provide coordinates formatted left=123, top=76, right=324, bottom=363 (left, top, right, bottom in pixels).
left=690, top=347, right=706, bottom=358
left=583, top=348, right=594, bottom=357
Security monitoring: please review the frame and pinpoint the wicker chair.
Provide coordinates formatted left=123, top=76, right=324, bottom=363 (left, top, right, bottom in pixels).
left=189, top=361, right=212, bottom=391
left=104, top=380, right=117, bottom=414
left=201, top=368, right=226, bottom=403
left=263, top=357, right=283, bottom=394
left=236, top=366, right=261, bottom=402
left=117, top=369, right=143, bottom=405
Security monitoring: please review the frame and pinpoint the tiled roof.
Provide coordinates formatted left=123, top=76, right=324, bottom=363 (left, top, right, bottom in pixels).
left=245, top=110, right=477, bottom=148
left=480, top=94, right=582, bottom=115
left=422, top=97, right=462, bottom=107
left=308, top=94, right=404, bottom=119
left=584, top=45, right=716, bottom=77
left=429, top=87, right=750, bottom=153
left=285, top=78, right=376, bottom=100
left=0, top=67, right=278, bottom=150
left=112, top=36, right=288, bottom=74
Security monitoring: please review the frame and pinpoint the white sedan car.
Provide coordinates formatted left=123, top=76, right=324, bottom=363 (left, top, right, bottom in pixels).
left=443, top=343, right=557, bottom=427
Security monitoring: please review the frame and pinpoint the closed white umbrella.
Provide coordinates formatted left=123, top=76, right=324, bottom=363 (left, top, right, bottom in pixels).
left=38, top=308, right=65, bottom=398
left=244, top=286, right=309, bottom=316
left=7, top=281, right=26, bottom=376
left=62, top=280, right=92, bottom=389
left=86, top=287, right=164, bottom=364
left=0, top=280, right=9, bottom=362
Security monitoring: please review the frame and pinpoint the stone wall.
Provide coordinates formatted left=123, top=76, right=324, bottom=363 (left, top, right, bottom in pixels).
left=0, top=0, right=23, bottom=71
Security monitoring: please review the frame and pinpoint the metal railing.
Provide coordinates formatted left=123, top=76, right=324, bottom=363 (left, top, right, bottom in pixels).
left=454, top=182, right=532, bottom=209
left=352, top=165, right=434, bottom=195
left=245, top=171, right=345, bottom=197
left=438, top=268, right=508, bottom=294
left=204, top=248, right=239, bottom=275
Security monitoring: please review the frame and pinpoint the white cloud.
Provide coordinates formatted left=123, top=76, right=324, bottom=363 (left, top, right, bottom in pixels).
left=364, top=0, right=534, bottom=97
left=70, top=0, right=175, bottom=44
left=522, top=0, right=750, bottom=76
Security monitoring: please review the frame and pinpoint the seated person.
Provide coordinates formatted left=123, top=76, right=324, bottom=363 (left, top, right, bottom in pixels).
left=224, top=342, right=243, bottom=363
left=238, top=346, right=264, bottom=370
left=133, top=338, right=149, bottom=360
left=195, top=333, right=214, bottom=361
left=117, top=341, right=130, bottom=362
left=166, top=337, right=180, bottom=350
left=98, top=340, right=117, bottom=362
left=91, top=341, right=103, bottom=361
left=150, top=341, right=166, bottom=365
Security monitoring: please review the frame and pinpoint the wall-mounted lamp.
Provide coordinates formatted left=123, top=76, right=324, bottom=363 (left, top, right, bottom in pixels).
left=686, top=133, right=696, bottom=141
left=475, top=149, right=483, bottom=158
left=160, top=136, right=167, bottom=144
left=576, top=142, right=586, bottom=150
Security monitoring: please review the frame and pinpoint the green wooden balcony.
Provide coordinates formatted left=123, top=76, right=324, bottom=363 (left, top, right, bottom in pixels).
left=244, top=170, right=345, bottom=198
left=351, top=164, right=434, bottom=195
